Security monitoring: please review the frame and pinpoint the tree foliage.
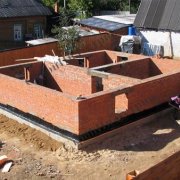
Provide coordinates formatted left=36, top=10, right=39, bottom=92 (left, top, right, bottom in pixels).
left=68, top=0, right=93, bottom=18
left=42, top=0, right=140, bottom=16
left=93, top=0, right=139, bottom=11
left=51, top=9, right=80, bottom=56
left=41, top=0, right=65, bottom=8
left=41, top=0, right=56, bottom=7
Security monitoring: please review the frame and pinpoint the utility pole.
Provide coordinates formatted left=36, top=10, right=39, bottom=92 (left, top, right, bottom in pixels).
left=129, top=0, right=131, bottom=14
left=64, top=0, right=66, bottom=8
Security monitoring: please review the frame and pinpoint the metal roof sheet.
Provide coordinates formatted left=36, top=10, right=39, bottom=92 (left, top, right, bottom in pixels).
left=94, top=15, right=136, bottom=25
left=158, top=0, right=176, bottom=30
left=26, top=38, right=57, bottom=45
left=143, top=0, right=159, bottom=28
left=79, top=17, right=129, bottom=32
left=0, top=0, right=52, bottom=18
left=134, top=0, right=180, bottom=31
left=134, top=0, right=152, bottom=28
left=151, top=0, right=167, bottom=29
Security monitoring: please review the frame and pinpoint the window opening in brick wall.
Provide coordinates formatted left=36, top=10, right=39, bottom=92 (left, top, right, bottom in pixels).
left=115, top=94, right=128, bottom=114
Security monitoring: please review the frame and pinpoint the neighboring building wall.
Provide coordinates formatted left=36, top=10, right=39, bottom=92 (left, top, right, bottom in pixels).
left=80, top=25, right=128, bottom=36
left=139, top=30, right=180, bottom=58
left=0, top=16, right=46, bottom=41
left=75, top=33, right=116, bottom=54
left=0, top=16, right=46, bottom=49
left=113, top=27, right=128, bottom=35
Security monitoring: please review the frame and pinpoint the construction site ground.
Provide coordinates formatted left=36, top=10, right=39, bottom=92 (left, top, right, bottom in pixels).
left=0, top=111, right=180, bottom=180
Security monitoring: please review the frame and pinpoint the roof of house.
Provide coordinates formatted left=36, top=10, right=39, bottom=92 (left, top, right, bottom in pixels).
left=134, top=0, right=180, bottom=31
left=79, top=17, right=130, bottom=32
left=94, top=15, right=136, bottom=25
left=0, top=0, right=52, bottom=18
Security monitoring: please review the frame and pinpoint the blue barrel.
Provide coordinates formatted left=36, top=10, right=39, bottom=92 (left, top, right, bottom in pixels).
left=128, top=26, right=136, bottom=35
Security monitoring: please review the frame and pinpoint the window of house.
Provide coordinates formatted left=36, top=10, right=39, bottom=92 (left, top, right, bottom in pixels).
left=34, top=24, right=43, bottom=39
left=14, top=24, right=22, bottom=41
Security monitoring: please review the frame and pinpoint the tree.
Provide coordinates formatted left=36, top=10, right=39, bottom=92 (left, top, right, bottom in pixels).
left=41, top=0, right=65, bottom=9
left=51, top=9, right=80, bottom=56
left=93, top=0, right=140, bottom=12
left=68, top=0, right=93, bottom=18
left=41, top=0, right=56, bottom=8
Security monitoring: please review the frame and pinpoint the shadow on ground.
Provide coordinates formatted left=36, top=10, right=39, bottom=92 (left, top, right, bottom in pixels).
left=83, top=113, right=180, bottom=152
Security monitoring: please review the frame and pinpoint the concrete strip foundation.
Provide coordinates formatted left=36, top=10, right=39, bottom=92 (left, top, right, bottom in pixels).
left=0, top=104, right=175, bottom=149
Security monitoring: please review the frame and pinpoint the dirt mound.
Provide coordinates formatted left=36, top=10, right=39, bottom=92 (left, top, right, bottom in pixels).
left=0, top=115, right=62, bottom=151
left=56, top=144, right=102, bottom=162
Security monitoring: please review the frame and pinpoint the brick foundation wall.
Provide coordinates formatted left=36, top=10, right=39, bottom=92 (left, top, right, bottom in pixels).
left=78, top=72, right=180, bottom=134
left=0, top=74, right=79, bottom=134
left=99, top=59, right=151, bottom=79
left=44, top=63, right=94, bottom=96
left=0, top=43, right=61, bottom=67
left=72, top=51, right=112, bottom=68
left=105, top=50, right=146, bottom=61
left=1, top=52, right=180, bottom=136
left=125, top=72, right=180, bottom=116
left=152, top=58, right=180, bottom=73
left=102, top=74, right=140, bottom=90
left=78, top=91, right=115, bottom=134
left=0, top=62, right=43, bottom=81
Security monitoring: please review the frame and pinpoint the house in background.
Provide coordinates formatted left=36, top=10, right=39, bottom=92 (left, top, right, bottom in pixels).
left=78, top=14, right=136, bottom=35
left=0, top=0, right=52, bottom=50
left=134, top=0, right=180, bottom=59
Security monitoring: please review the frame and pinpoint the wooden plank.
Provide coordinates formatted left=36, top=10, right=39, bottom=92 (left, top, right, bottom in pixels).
left=135, top=151, right=180, bottom=180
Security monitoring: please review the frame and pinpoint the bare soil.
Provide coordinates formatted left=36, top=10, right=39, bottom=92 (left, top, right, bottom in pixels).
left=0, top=112, right=180, bottom=180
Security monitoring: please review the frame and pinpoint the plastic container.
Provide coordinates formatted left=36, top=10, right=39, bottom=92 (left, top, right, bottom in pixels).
left=128, top=26, right=136, bottom=35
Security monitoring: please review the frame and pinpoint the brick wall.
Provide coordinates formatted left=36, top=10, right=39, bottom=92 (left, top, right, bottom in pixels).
left=67, top=51, right=108, bottom=68
left=98, top=59, right=151, bottom=79
left=0, top=73, right=79, bottom=134
left=97, top=58, right=164, bottom=79
left=78, top=91, right=115, bottom=134
left=105, top=50, right=145, bottom=61
left=1, top=52, right=180, bottom=136
left=0, top=33, right=121, bottom=67
left=125, top=72, right=180, bottom=116
left=78, top=71, right=180, bottom=134
left=0, top=42, right=61, bottom=66
left=0, top=61, right=42, bottom=81
left=44, top=63, right=94, bottom=96
left=152, top=58, right=180, bottom=73
left=102, top=74, right=140, bottom=90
